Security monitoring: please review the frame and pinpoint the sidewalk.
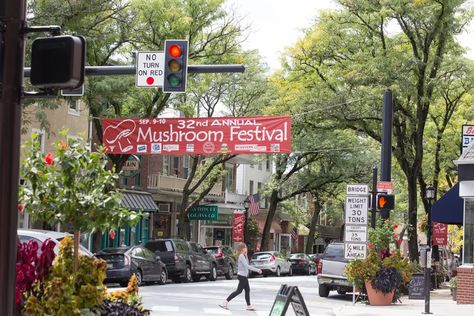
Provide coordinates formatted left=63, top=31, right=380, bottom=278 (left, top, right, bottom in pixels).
left=333, top=288, right=473, bottom=316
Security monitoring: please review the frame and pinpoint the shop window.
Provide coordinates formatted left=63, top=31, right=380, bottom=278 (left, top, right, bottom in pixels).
left=68, top=99, right=80, bottom=116
left=249, top=180, right=254, bottom=195
left=183, top=156, right=190, bottom=178
left=463, top=199, right=474, bottom=265
left=266, top=156, right=271, bottom=171
left=162, top=156, right=170, bottom=176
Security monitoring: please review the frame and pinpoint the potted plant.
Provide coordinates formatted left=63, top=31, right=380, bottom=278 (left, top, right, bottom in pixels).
left=450, top=277, right=457, bottom=301
left=345, top=220, right=413, bottom=305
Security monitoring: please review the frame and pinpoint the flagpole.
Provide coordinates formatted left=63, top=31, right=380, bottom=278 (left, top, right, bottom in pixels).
left=243, top=197, right=250, bottom=246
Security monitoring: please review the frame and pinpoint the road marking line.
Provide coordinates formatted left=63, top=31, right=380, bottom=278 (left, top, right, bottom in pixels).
left=202, top=307, right=231, bottom=314
left=151, top=305, right=179, bottom=312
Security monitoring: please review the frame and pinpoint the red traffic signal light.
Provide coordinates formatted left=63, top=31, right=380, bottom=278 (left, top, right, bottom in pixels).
left=30, top=35, right=85, bottom=89
left=163, top=40, right=188, bottom=93
left=376, top=194, right=395, bottom=210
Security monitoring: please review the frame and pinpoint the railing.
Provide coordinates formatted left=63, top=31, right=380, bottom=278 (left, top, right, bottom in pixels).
left=147, top=173, right=223, bottom=196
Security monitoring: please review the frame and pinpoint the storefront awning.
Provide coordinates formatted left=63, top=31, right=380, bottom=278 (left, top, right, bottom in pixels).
left=432, top=183, right=463, bottom=225
left=121, top=190, right=158, bottom=212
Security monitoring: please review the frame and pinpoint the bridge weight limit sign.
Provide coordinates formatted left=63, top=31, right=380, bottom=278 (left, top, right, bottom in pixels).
left=136, top=51, right=165, bottom=87
left=344, top=184, right=369, bottom=259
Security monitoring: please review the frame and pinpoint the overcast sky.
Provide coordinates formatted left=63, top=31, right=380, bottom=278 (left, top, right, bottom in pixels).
left=228, top=0, right=474, bottom=71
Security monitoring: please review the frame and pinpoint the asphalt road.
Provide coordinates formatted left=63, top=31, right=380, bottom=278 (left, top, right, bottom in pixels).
left=123, top=275, right=352, bottom=316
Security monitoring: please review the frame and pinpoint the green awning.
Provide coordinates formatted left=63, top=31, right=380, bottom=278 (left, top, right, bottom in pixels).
left=121, top=190, right=158, bottom=212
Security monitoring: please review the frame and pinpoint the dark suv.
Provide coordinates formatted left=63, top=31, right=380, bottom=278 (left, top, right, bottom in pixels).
left=204, top=245, right=236, bottom=280
left=144, top=239, right=217, bottom=283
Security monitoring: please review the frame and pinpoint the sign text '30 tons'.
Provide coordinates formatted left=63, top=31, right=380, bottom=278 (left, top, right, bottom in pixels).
left=344, top=196, right=368, bottom=224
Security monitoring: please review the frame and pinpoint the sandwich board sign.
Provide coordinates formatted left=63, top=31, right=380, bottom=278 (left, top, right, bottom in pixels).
left=344, top=184, right=368, bottom=260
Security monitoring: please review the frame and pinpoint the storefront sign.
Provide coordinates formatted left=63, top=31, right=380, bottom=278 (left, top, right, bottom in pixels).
left=232, top=213, right=245, bottom=242
left=188, top=205, right=218, bottom=221
left=102, top=116, right=291, bottom=155
left=462, top=125, right=474, bottom=155
left=432, top=222, right=448, bottom=246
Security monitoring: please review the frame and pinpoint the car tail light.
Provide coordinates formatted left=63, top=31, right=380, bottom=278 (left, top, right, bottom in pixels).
left=317, top=260, right=322, bottom=274
left=215, top=249, right=224, bottom=259
left=270, top=255, right=276, bottom=262
left=124, top=254, right=130, bottom=266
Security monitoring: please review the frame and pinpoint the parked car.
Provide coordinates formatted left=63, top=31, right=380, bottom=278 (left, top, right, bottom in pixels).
left=144, top=239, right=218, bottom=283
left=95, top=245, right=167, bottom=287
left=249, top=251, right=292, bottom=277
left=289, top=253, right=316, bottom=275
left=309, top=253, right=324, bottom=274
left=144, top=238, right=195, bottom=283
left=17, top=229, right=94, bottom=257
left=188, top=242, right=218, bottom=282
left=204, top=245, right=236, bottom=280
left=317, top=242, right=352, bottom=297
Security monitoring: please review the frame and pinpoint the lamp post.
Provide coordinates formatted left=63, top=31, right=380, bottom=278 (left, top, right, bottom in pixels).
left=424, top=185, right=435, bottom=314
left=243, top=197, right=250, bottom=246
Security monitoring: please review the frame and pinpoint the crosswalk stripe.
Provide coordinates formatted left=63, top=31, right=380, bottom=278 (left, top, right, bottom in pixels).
left=202, top=308, right=232, bottom=314
left=151, top=305, right=180, bottom=312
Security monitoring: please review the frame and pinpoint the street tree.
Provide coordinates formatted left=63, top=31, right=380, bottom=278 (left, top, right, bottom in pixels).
left=19, top=133, right=139, bottom=272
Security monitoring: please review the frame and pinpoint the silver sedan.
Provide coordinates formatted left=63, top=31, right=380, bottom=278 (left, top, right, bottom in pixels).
left=249, top=251, right=292, bottom=277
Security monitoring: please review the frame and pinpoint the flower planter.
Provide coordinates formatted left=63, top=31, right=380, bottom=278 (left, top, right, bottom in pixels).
left=365, top=280, right=395, bottom=305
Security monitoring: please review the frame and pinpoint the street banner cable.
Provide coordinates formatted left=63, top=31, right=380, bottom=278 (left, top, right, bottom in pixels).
left=102, top=116, right=291, bottom=155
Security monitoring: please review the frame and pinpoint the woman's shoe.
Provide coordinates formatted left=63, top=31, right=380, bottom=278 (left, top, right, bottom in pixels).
left=246, top=305, right=256, bottom=311
left=219, top=301, right=229, bottom=310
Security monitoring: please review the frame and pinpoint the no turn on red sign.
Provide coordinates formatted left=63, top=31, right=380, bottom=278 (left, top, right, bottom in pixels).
left=136, top=51, right=165, bottom=87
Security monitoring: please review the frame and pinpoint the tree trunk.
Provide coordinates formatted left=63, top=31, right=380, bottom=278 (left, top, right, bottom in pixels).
left=261, top=190, right=279, bottom=251
left=305, top=200, right=321, bottom=254
left=407, top=173, right=419, bottom=262
left=177, top=193, right=191, bottom=240
left=74, top=230, right=80, bottom=274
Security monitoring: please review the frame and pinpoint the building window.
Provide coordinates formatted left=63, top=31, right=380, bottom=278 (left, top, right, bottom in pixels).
left=163, top=156, right=170, bottom=176
left=68, top=99, right=80, bottom=116
left=173, top=157, right=179, bottom=169
left=266, top=157, right=271, bottom=171
left=226, top=167, right=234, bottom=192
left=249, top=180, right=254, bottom=195
left=183, top=156, right=190, bottom=178
left=250, top=164, right=254, bottom=168
left=258, top=162, right=262, bottom=170
left=463, top=199, right=474, bottom=265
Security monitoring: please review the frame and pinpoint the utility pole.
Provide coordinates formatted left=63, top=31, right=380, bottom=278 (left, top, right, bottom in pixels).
left=0, top=0, right=27, bottom=315
left=370, top=166, right=378, bottom=228
left=380, top=90, right=393, bottom=220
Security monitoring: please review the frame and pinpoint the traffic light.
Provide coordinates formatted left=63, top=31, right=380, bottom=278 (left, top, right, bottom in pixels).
left=30, top=35, right=85, bottom=89
left=376, top=194, right=395, bottom=211
left=163, top=39, right=188, bottom=93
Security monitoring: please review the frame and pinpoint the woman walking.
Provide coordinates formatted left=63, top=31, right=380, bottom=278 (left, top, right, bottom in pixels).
left=220, top=243, right=262, bottom=311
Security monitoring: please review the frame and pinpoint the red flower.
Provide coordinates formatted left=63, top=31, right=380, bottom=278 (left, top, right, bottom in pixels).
left=109, top=229, right=116, bottom=240
left=43, top=152, right=54, bottom=165
left=368, top=243, right=375, bottom=249
left=397, top=239, right=402, bottom=245
left=393, top=233, right=398, bottom=238
left=393, top=224, right=398, bottom=229
left=18, top=203, right=24, bottom=214
left=59, top=141, right=67, bottom=149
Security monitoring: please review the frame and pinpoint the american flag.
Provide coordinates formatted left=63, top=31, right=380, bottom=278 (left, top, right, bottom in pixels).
left=248, top=193, right=260, bottom=216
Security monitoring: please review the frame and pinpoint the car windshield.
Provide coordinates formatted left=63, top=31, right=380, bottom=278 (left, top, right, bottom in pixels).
left=251, top=253, right=273, bottom=260
left=290, top=254, right=305, bottom=259
left=96, top=247, right=130, bottom=255
left=205, top=247, right=219, bottom=254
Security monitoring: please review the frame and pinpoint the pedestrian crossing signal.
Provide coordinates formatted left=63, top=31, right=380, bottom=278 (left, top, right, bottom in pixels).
left=377, top=194, right=395, bottom=210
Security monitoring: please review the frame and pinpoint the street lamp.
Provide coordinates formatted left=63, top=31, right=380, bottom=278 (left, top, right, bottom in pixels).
left=424, top=185, right=435, bottom=314
left=243, top=198, right=250, bottom=246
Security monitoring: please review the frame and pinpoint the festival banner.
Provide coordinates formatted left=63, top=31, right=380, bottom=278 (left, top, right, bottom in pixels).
left=432, top=222, right=448, bottom=246
left=232, top=213, right=245, bottom=243
left=102, top=116, right=291, bottom=155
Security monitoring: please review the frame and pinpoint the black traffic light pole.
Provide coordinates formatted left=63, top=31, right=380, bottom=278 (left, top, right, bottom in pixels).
left=370, top=166, right=378, bottom=229
left=380, top=90, right=393, bottom=220
left=0, top=1, right=27, bottom=315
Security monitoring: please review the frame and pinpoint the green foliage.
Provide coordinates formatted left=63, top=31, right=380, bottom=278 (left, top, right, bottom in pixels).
left=23, top=236, right=107, bottom=316
left=450, top=276, right=457, bottom=288
left=19, top=132, right=140, bottom=234
left=368, top=220, right=401, bottom=254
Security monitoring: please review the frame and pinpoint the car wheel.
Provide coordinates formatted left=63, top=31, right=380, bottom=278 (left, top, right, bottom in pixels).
left=135, top=269, right=143, bottom=287
left=225, top=264, right=233, bottom=280
left=275, top=266, right=281, bottom=277
left=208, top=264, right=218, bottom=281
left=158, top=268, right=167, bottom=285
left=319, top=284, right=330, bottom=297
left=183, top=264, right=193, bottom=283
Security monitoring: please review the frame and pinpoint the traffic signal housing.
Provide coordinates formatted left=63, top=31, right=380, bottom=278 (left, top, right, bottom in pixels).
left=30, top=36, right=85, bottom=89
left=376, top=193, right=395, bottom=211
left=163, top=40, right=188, bottom=93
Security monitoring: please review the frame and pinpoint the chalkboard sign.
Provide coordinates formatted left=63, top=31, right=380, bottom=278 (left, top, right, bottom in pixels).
left=408, top=273, right=425, bottom=300
left=269, top=285, right=309, bottom=316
